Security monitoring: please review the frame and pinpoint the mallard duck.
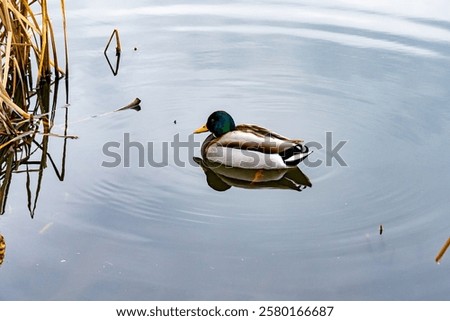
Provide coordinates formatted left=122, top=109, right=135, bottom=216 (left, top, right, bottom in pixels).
left=193, top=111, right=311, bottom=169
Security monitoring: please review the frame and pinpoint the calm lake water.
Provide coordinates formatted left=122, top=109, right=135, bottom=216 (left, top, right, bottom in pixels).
left=1, top=0, right=449, bottom=300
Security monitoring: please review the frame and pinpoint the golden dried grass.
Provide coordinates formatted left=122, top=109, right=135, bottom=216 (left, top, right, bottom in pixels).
left=0, top=0, right=69, bottom=216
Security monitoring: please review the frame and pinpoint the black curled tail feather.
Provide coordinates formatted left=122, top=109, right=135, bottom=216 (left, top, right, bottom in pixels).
left=279, top=144, right=311, bottom=166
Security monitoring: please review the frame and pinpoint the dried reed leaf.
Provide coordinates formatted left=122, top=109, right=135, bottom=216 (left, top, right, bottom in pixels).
left=115, top=98, right=141, bottom=112
left=0, top=87, right=30, bottom=119
left=0, top=130, right=35, bottom=150
left=2, top=32, right=12, bottom=86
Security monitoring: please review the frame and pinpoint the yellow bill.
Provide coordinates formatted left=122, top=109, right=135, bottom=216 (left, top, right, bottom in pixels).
left=193, top=124, right=209, bottom=134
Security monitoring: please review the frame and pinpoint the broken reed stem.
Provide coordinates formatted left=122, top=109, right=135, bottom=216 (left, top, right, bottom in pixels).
left=104, top=29, right=122, bottom=56
left=104, top=29, right=121, bottom=76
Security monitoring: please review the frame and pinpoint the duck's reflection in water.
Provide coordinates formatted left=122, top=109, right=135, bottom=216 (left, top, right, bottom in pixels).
left=194, top=157, right=311, bottom=192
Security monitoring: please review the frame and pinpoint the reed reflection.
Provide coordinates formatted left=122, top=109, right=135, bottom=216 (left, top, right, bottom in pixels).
left=0, top=80, right=71, bottom=217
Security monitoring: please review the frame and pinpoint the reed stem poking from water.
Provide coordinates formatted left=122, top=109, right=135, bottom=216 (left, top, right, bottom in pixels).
left=435, top=237, right=450, bottom=264
left=0, top=233, right=5, bottom=266
left=0, top=0, right=69, bottom=216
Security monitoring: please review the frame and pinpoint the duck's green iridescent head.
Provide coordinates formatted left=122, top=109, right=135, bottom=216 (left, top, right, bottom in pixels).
left=194, top=110, right=236, bottom=137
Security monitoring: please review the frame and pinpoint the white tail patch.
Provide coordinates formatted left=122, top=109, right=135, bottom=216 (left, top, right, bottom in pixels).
left=285, top=150, right=313, bottom=163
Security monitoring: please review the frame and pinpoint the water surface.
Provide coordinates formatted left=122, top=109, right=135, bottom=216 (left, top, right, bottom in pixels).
left=0, top=0, right=449, bottom=300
